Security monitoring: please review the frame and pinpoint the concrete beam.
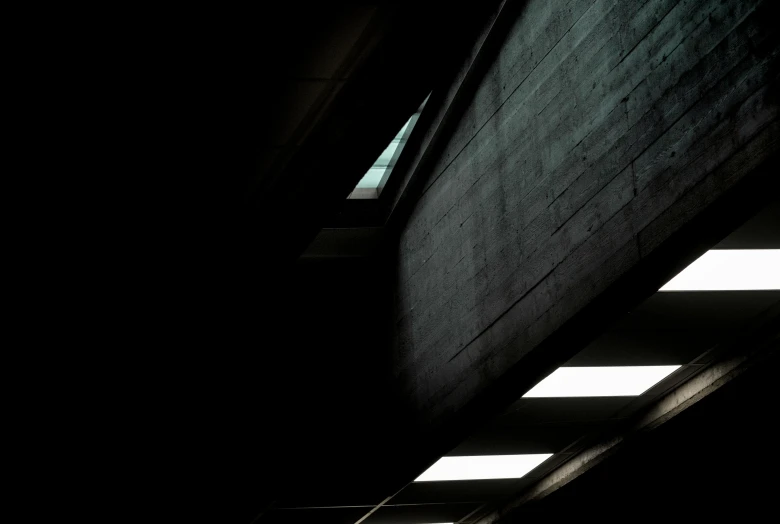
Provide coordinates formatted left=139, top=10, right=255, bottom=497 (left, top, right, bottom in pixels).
left=387, top=0, right=780, bottom=484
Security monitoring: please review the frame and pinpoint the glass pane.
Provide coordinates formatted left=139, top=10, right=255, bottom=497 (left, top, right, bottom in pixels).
left=355, top=167, right=387, bottom=189
left=348, top=93, right=430, bottom=199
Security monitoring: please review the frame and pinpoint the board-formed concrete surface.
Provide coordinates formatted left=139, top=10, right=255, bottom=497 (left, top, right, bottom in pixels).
left=393, top=0, right=779, bottom=428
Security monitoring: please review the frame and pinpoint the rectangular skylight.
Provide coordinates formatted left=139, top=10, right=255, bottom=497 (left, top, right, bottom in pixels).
left=355, top=167, right=387, bottom=189
left=522, top=366, right=680, bottom=398
left=348, top=94, right=430, bottom=199
left=659, top=249, right=780, bottom=291
left=351, top=118, right=411, bottom=193
left=414, top=454, right=552, bottom=482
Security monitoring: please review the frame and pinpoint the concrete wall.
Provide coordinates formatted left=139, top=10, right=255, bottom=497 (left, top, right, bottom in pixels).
left=393, top=0, right=779, bottom=427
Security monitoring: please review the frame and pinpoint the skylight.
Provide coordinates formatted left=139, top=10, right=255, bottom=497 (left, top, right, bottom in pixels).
left=414, top=454, right=552, bottom=482
left=659, top=249, right=780, bottom=291
left=522, top=366, right=680, bottom=398
left=348, top=96, right=429, bottom=199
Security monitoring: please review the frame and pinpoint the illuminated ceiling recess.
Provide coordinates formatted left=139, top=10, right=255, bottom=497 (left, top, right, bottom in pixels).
left=348, top=95, right=430, bottom=199
left=660, top=249, right=780, bottom=291
left=414, top=454, right=552, bottom=482
left=523, top=366, right=681, bottom=398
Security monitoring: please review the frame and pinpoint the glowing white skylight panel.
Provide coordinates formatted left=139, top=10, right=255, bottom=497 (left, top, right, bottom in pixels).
left=349, top=94, right=430, bottom=199
left=659, top=249, right=780, bottom=291
left=523, top=366, right=680, bottom=398
left=373, top=139, right=402, bottom=167
left=355, top=167, right=386, bottom=189
left=414, top=454, right=552, bottom=482
left=352, top=119, right=411, bottom=192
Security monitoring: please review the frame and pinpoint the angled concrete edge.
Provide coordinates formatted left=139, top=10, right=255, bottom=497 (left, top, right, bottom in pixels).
left=472, top=304, right=780, bottom=524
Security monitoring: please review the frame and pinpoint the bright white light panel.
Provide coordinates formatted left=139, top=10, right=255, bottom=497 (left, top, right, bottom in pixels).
left=414, top=454, right=552, bottom=482
left=522, top=366, right=680, bottom=398
left=660, top=249, right=780, bottom=291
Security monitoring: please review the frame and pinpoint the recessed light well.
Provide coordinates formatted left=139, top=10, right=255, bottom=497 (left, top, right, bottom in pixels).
left=414, top=454, right=552, bottom=482
left=522, top=366, right=681, bottom=398
left=660, top=249, right=780, bottom=291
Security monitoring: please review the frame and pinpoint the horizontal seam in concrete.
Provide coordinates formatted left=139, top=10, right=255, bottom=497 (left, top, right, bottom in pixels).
left=607, top=0, right=671, bottom=75
left=447, top=263, right=558, bottom=364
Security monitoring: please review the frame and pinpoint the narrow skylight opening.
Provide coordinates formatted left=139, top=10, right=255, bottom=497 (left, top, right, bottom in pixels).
left=414, top=454, right=552, bottom=482
left=348, top=94, right=430, bottom=199
left=659, top=249, right=780, bottom=291
left=522, top=366, right=680, bottom=398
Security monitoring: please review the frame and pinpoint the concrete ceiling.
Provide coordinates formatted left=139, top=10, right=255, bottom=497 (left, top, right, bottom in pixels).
left=244, top=6, right=778, bottom=523
left=261, top=198, right=779, bottom=524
